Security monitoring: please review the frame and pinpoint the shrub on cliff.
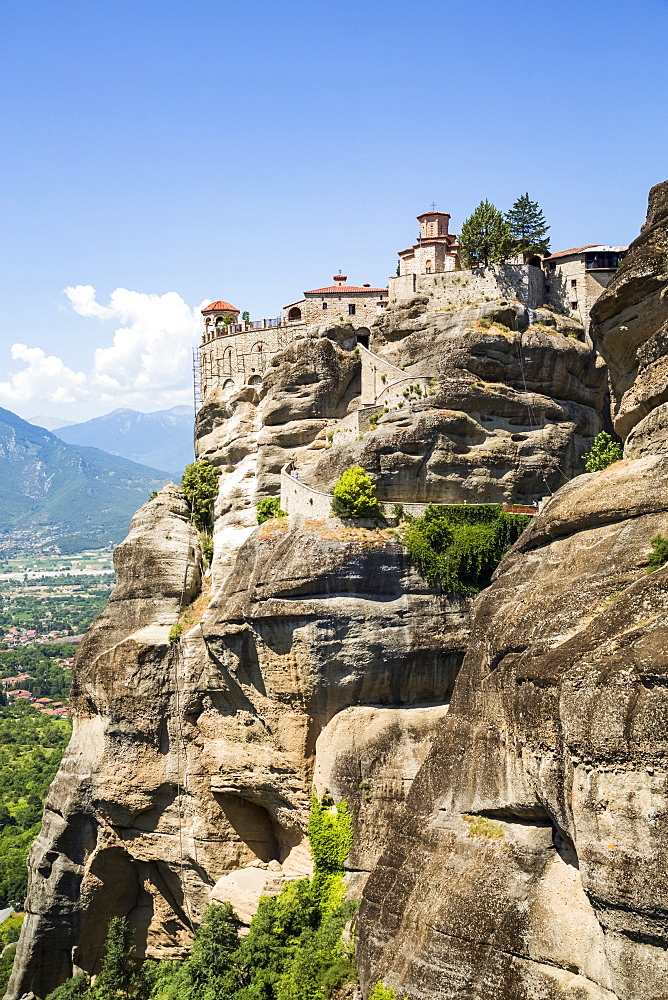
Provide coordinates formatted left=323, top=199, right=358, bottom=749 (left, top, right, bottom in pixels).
left=647, top=534, right=668, bottom=573
left=401, top=504, right=530, bottom=595
left=368, top=984, right=404, bottom=1000
left=331, top=466, right=383, bottom=519
left=256, top=496, right=286, bottom=524
left=181, top=460, right=219, bottom=531
left=582, top=431, right=623, bottom=472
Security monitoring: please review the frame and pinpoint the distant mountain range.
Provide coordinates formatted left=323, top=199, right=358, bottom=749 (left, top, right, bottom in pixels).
left=29, top=415, right=76, bottom=431
left=52, top=405, right=194, bottom=474
left=0, top=408, right=174, bottom=545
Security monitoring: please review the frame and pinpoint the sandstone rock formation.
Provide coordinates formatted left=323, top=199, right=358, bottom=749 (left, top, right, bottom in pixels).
left=6, top=505, right=466, bottom=999
left=4, top=204, right=623, bottom=1000
left=357, top=182, right=668, bottom=999
left=591, top=180, right=668, bottom=445
left=300, top=301, right=604, bottom=505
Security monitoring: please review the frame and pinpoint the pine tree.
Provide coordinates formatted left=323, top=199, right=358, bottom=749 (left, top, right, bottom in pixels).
left=459, top=200, right=512, bottom=268
left=92, top=917, right=136, bottom=999
left=505, top=193, right=550, bottom=256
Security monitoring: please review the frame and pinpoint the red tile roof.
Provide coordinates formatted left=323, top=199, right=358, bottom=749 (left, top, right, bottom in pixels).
left=546, top=245, right=627, bottom=260
left=201, top=301, right=240, bottom=313
left=304, top=285, right=387, bottom=295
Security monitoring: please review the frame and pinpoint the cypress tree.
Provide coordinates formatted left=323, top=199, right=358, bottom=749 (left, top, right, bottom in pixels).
left=459, top=200, right=512, bottom=268
left=505, top=192, right=550, bottom=256
left=92, top=917, right=136, bottom=999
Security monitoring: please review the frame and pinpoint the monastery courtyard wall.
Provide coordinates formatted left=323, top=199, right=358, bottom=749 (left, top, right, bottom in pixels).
left=389, top=263, right=544, bottom=309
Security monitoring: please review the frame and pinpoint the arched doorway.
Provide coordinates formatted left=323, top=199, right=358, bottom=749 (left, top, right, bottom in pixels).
left=288, top=307, right=302, bottom=321
left=248, top=374, right=262, bottom=387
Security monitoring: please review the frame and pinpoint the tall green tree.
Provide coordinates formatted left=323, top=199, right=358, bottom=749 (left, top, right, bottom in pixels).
left=181, top=459, right=219, bottom=531
left=505, top=193, right=550, bottom=256
left=92, top=917, right=136, bottom=999
left=459, top=200, right=512, bottom=267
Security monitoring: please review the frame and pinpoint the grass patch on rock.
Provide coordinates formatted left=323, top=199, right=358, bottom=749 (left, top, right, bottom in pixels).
left=462, top=814, right=505, bottom=840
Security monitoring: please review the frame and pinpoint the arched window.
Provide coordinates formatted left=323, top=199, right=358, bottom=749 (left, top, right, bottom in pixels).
left=288, top=306, right=302, bottom=321
left=222, top=347, right=232, bottom=374
left=425, top=260, right=433, bottom=273
left=248, top=374, right=262, bottom=387
left=222, top=378, right=235, bottom=396
left=250, top=342, right=268, bottom=373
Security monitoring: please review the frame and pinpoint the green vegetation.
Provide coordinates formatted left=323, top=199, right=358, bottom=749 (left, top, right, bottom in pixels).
left=46, top=796, right=357, bottom=1000
left=505, top=192, right=550, bottom=256
left=0, top=912, right=23, bottom=946
left=199, top=532, right=214, bottom=566
left=168, top=622, right=184, bottom=644
left=400, top=504, right=530, bottom=595
left=462, top=814, right=505, bottom=840
left=0, top=590, right=111, bottom=637
left=459, top=200, right=512, bottom=268
left=368, top=983, right=404, bottom=1000
left=331, top=467, right=383, bottom=520
left=647, top=534, right=668, bottom=573
left=0, top=642, right=75, bottom=700
left=256, top=497, right=287, bottom=525
left=583, top=431, right=623, bottom=472
left=181, top=460, right=219, bottom=532
left=0, top=701, right=70, bottom=909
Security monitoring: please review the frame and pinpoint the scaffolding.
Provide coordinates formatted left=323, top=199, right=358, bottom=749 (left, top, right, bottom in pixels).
left=192, top=348, right=202, bottom=412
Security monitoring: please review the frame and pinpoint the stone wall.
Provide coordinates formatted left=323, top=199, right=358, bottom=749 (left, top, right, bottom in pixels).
left=358, top=344, right=405, bottom=403
left=279, top=463, right=431, bottom=520
left=399, top=242, right=459, bottom=277
left=544, top=256, right=617, bottom=332
left=294, top=293, right=388, bottom=327
left=199, top=325, right=302, bottom=399
left=389, top=263, right=544, bottom=310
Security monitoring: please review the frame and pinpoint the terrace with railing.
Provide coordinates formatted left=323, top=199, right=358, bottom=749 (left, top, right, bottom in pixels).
left=201, top=316, right=305, bottom=344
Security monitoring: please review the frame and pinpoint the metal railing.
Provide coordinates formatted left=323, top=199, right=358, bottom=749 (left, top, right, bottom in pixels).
left=203, top=317, right=306, bottom=342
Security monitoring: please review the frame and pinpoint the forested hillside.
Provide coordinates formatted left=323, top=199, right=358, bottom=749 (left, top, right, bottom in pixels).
left=0, top=408, right=171, bottom=543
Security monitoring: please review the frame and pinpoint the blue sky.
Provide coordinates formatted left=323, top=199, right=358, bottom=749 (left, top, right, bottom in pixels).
left=0, top=0, right=666, bottom=421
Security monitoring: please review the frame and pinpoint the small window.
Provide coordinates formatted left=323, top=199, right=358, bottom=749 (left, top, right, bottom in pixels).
left=322, top=302, right=328, bottom=310
left=571, top=301, right=578, bottom=310
left=571, top=279, right=577, bottom=288
left=348, top=303, right=356, bottom=316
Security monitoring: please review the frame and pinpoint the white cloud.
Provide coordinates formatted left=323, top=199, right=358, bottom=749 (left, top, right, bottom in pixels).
left=0, top=287, right=206, bottom=416
left=0, top=344, right=88, bottom=405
